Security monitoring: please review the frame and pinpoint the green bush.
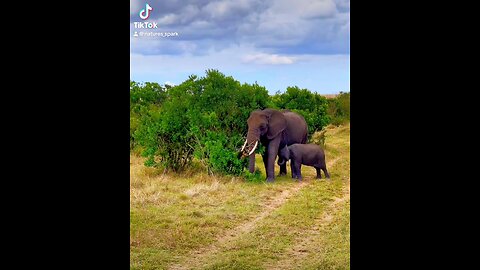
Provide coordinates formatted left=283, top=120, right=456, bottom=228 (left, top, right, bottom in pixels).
left=196, top=131, right=248, bottom=175
left=130, top=81, right=167, bottom=150
left=327, top=92, right=350, bottom=125
left=271, top=86, right=330, bottom=135
left=133, top=70, right=269, bottom=174
left=243, top=169, right=263, bottom=182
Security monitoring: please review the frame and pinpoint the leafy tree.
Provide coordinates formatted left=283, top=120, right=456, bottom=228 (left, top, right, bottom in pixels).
left=133, top=70, right=269, bottom=174
left=130, top=81, right=166, bottom=113
left=271, top=86, right=330, bottom=135
left=130, top=81, right=167, bottom=151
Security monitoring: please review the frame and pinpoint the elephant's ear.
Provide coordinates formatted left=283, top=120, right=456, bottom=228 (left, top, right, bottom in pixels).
left=266, top=110, right=286, bottom=139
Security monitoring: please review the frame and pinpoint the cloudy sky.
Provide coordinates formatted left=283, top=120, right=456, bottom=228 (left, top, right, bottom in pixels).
left=130, top=0, right=349, bottom=94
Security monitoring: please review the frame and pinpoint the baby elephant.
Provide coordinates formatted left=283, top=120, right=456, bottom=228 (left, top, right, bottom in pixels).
left=278, top=144, right=330, bottom=180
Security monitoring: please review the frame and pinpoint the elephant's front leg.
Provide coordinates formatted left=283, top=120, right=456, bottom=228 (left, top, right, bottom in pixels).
left=290, top=161, right=297, bottom=179
left=293, top=162, right=303, bottom=181
left=262, top=152, right=268, bottom=175
left=265, top=139, right=281, bottom=182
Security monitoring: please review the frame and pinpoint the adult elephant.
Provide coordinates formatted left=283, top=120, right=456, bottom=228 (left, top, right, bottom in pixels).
left=240, top=109, right=308, bottom=182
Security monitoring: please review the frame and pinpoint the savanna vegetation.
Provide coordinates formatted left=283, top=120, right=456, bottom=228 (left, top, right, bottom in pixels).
left=130, top=69, right=350, bottom=176
left=130, top=70, right=350, bottom=269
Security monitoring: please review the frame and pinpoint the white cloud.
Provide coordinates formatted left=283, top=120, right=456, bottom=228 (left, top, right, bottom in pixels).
left=156, top=5, right=202, bottom=26
left=157, top=14, right=179, bottom=25
left=202, top=0, right=254, bottom=20
left=268, top=0, right=337, bottom=19
left=130, top=0, right=349, bottom=55
left=301, top=0, right=337, bottom=18
left=243, top=53, right=296, bottom=64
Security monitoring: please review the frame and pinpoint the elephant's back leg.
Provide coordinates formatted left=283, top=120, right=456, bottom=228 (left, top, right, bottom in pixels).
left=290, top=161, right=296, bottom=178
left=322, top=167, right=330, bottom=179
left=320, top=161, right=330, bottom=179
left=319, top=152, right=330, bottom=179
left=314, top=166, right=322, bottom=179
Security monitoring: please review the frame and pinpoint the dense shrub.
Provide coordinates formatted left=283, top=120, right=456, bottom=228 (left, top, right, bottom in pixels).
left=271, top=86, right=330, bottom=135
left=243, top=169, right=264, bottom=182
left=133, top=70, right=270, bottom=173
left=133, top=76, right=196, bottom=171
left=130, top=81, right=166, bottom=111
left=327, top=91, right=350, bottom=125
left=130, top=81, right=167, bottom=151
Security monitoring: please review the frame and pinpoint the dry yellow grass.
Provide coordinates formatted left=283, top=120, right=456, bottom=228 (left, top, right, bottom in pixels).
left=130, top=124, right=350, bottom=270
left=322, top=94, right=339, bottom=99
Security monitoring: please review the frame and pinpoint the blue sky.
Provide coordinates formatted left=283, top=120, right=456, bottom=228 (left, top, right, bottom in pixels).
left=130, top=0, right=349, bottom=94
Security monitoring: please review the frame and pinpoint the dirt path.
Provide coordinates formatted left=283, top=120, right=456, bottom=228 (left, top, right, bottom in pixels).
left=264, top=182, right=350, bottom=270
left=168, top=158, right=340, bottom=270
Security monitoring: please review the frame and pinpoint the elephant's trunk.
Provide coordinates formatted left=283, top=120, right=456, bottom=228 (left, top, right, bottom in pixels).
left=277, top=158, right=286, bottom=166
left=249, top=153, right=256, bottom=173
left=246, top=140, right=258, bottom=173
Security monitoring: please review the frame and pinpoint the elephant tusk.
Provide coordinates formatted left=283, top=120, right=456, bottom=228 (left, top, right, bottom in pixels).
left=248, top=141, right=258, bottom=156
left=240, top=139, right=248, bottom=152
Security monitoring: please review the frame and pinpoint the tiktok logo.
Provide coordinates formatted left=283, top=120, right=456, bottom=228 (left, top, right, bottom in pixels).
left=139, top=3, right=153, bottom=20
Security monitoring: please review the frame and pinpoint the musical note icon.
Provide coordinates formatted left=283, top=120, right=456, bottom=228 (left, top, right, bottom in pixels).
left=139, top=3, right=153, bottom=20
